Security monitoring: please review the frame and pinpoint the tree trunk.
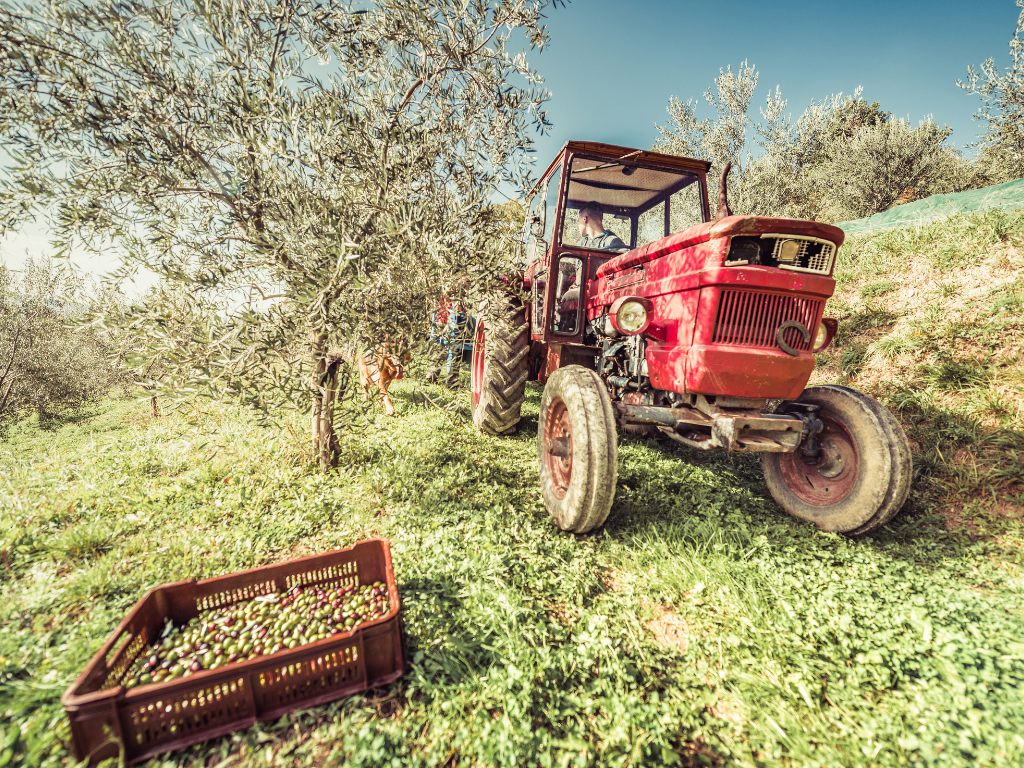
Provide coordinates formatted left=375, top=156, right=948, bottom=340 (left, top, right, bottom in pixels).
left=310, top=331, right=341, bottom=469
left=0, top=328, right=19, bottom=418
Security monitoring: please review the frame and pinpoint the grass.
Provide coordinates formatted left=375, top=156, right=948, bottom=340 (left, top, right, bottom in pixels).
left=835, top=208, right=1024, bottom=288
left=859, top=280, right=896, bottom=300
left=2, top=375, right=1024, bottom=768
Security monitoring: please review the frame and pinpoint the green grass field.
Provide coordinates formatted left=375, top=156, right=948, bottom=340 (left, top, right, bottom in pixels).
left=2, top=210, right=1024, bottom=768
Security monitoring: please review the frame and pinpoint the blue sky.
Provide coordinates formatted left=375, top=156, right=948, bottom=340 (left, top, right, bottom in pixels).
left=523, top=0, right=1021, bottom=168
left=2, top=0, right=1021, bottom=277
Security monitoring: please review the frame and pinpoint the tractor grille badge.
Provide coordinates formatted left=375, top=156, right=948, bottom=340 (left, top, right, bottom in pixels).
left=776, top=320, right=810, bottom=356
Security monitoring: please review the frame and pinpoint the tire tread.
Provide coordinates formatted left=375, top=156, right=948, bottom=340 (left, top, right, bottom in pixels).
left=762, top=385, right=910, bottom=535
left=473, top=310, right=529, bottom=436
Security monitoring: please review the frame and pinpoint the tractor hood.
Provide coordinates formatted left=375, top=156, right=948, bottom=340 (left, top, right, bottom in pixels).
left=595, top=216, right=847, bottom=279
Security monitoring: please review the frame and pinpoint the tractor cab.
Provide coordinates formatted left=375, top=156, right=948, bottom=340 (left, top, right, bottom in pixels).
left=521, top=142, right=711, bottom=349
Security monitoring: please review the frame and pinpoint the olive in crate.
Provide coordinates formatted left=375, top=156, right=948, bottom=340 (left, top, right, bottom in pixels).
left=123, top=581, right=390, bottom=688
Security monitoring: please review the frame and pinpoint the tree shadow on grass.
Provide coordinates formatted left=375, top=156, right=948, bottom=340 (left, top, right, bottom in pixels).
left=392, top=373, right=988, bottom=570
left=1, top=403, right=113, bottom=445
left=35, top=404, right=110, bottom=431
left=396, top=572, right=502, bottom=691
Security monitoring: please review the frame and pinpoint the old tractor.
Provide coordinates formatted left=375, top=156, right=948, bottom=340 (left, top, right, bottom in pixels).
left=470, top=141, right=911, bottom=535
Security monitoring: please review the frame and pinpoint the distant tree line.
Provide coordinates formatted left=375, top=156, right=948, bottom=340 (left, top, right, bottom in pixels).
left=0, top=258, right=126, bottom=430
left=656, top=0, right=1024, bottom=223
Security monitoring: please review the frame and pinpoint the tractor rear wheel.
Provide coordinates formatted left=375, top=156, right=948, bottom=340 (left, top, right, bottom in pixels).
left=538, top=365, right=618, bottom=533
left=471, top=302, right=529, bottom=435
left=761, top=385, right=912, bottom=535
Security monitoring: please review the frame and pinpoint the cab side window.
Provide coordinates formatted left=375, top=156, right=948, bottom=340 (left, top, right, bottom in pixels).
left=523, top=193, right=541, bottom=263
left=532, top=271, right=547, bottom=334
left=543, top=167, right=562, bottom=245
left=552, top=256, right=583, bottom=335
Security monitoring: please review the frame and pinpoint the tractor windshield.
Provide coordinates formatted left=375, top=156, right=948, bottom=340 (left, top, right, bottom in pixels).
left=560, top=155, right=705, bottom=251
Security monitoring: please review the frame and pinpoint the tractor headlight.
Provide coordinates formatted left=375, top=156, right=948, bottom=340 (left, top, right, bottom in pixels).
left=617, top=302, right=647, bottom=333
left=779, top=239, right=801, bottom=263
left=814, top=323, right=828, bottom=350
left=813, top=318, right=839, bottom=352
left=609, top=296, right=653, bottom=336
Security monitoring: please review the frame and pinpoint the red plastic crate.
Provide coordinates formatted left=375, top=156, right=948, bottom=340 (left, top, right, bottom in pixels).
left=61, top=538, right=405, bottom=765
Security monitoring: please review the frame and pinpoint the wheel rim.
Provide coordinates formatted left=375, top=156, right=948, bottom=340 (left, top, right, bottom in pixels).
left=471, top=320, right=486, bottom=410
left=777, top=414, right=859, bottom=505
left=543, top=396, right=573, bottom=499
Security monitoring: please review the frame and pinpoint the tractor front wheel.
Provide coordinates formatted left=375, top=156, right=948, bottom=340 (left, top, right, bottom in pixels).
left=761, top=385, right=912, bottom=535
left=538, top=366, right=618, bottom=533
left=471, top=302, right=530, bottom=435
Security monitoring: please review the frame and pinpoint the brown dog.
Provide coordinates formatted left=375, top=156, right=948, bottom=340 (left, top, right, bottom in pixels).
left=358, top=337, right=411, bottom=416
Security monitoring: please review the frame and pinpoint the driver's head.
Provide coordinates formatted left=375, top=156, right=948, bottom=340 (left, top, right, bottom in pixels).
left=577, top=201, right=604, bottom=237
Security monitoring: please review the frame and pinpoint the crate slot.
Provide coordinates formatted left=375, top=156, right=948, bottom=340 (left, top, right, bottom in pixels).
left=285, top=561, right=357, bottom=590
left=127, top=679, right=250, bottom=747
left=256, top=647, right=363, bottom=709
left=198, top=579, right=277, bottom=611
left=102, top=631, right=148, bottom=691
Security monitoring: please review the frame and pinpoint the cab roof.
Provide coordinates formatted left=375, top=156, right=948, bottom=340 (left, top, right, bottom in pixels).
left=527, top=141, right=712, bottom=199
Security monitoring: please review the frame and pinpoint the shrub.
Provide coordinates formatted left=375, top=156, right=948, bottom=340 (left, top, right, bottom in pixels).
left=813, top=118, right=953, bottom=221
left=655, top=59, right=994, bottom=225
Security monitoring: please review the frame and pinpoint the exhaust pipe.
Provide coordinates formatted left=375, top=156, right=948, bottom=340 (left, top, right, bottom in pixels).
left=713, top=161, right=733, bottom=222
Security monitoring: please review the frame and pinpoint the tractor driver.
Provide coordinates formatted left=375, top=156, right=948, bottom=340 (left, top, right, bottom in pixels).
left=577, top=201, right=628, bottom=251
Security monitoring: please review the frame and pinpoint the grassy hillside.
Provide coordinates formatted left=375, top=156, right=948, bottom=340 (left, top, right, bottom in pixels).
left=1, top=209, right=1023, bottom=768
left=817, top=208, right=1024, bottom=543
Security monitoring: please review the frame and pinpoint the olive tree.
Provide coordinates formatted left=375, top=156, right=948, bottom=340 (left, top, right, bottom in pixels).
left=654, top=62, right=849, bottom=220
left=656, top=63, right=959, bottom=223
left=811, top=118, right=953, bottom=221
left=654, top=61, right=758, bottom=207
left=0, top=258, right=123, bottom=427
left=959, top=0, right=1024, bottom=183
left=0, top=0, right=552, bottom=466
left=740, top=88, right=850, bottom=220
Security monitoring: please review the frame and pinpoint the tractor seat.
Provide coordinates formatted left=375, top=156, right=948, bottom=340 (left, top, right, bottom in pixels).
left=554, top=287, right=581, bottom=333
left=559, top=286, right=580, bottom=311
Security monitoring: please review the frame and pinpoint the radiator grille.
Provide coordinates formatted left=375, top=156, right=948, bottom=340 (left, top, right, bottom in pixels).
left=711, top=290, right=823, bottom=351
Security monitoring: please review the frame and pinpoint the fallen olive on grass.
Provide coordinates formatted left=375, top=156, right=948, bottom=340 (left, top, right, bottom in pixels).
left=122, top=582, right=389, bottom=688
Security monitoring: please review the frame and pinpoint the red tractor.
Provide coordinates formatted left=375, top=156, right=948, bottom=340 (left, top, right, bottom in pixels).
left=471, top=141, right=911, bottom=535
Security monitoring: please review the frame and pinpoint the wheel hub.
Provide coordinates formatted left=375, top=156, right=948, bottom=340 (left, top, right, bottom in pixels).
left=778, top=416, right=859, bottom=505
left=544, top=397, right=573, bottom=499
left=813, top=444, right=847, bottom=478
